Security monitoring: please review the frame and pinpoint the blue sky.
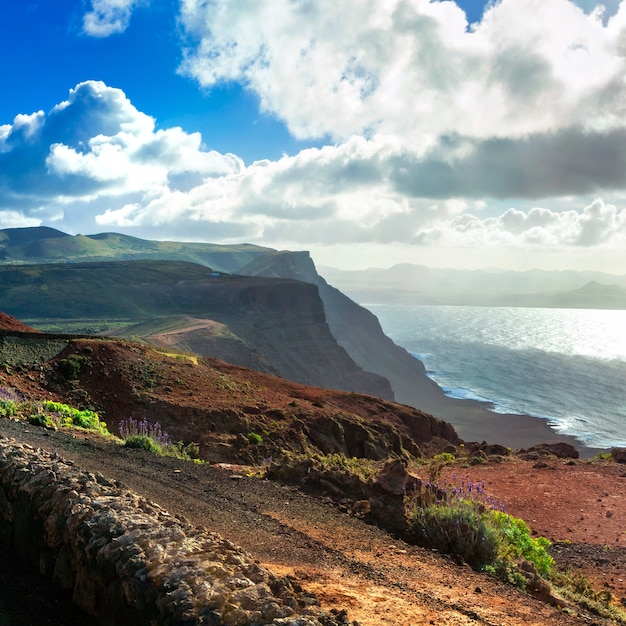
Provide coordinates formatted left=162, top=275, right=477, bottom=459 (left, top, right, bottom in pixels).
left=1, top=0, right=626, bottom=272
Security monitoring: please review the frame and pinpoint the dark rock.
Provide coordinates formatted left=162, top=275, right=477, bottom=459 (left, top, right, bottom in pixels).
left=611, top=448, right=626, bottom=464
left=523, top=443, right=579, bottom=459
left=483, top=444, right=510, bottom=457
left=373, top=459, right=408, bottom=496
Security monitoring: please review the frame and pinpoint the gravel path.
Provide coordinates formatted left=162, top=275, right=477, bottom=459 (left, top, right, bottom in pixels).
left=0, top=418, right=600, bottom=626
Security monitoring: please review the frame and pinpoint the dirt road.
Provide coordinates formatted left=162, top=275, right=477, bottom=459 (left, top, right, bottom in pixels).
left=1, top=418, right=600, bottom=626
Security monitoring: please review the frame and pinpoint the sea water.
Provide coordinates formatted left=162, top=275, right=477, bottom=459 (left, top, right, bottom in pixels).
left=365, top=304, right=626, bottom=449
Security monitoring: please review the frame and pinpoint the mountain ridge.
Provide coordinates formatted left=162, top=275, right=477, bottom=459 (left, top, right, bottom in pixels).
left=319, top=263, right=626, bottom=308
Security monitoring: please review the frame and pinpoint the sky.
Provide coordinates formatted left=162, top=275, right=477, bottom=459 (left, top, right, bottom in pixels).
left=1, top=0, right=626, bottom=272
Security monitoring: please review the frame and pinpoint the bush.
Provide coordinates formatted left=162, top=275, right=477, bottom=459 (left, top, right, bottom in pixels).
left=118, top=417, right=203, bottom=462
left=407, top=472, right=554, bottom=582
left=0, top=388, right=23, bottom=417
left=124, top=435, right=163, bottom=454
left=58, top=355, right=86, bottom=381
left=489, top=511, right=554, bottom=577
left=27, top=413, right=55, bottom=429
left=39, top=400, right=107, bottom=433
left=0, top=388, right=109, bottom=436
left=315, top=453, right=379, bottom=481
left=410, top=502, right=499, bottom=569
left=427, top=452, right=456, bottom=482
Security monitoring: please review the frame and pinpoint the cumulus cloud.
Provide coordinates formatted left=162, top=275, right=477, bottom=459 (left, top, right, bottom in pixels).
left=0, top=81, right=242, bottom=220
left=179, top=0, right=626, bottom=143
left=2, top=79, right=626, bottom=261
left=83, top=0, right=146, bottom=37
left=416, top=199, right=626, bottom=248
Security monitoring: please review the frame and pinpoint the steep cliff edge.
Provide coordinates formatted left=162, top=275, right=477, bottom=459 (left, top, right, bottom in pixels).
left=239, top=251, right=448, bottom=412
left=0, top=260, right=392, bottom=398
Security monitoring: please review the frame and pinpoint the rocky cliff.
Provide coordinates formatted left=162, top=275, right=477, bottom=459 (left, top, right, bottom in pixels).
left=239, top=251, right=448, bottom=412
left=0, top=260, right=393, bottom=398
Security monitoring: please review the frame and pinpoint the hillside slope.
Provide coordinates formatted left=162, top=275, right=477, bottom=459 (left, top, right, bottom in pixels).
left=0, top=227, right=272, bottom=272
left=1, top=418, right=606, bottom=626
left=0, top=333, right=455, bottom=462
left=0, top=260, right=392, bottom=398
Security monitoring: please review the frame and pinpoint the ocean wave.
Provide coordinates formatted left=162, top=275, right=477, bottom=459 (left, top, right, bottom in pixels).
left=372, top=304, right=626, bottom=449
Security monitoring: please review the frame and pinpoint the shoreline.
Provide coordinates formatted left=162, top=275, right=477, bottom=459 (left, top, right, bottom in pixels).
left=428, top=393, right=603, bottom=460
left=387, top=352, right=604, bottom=459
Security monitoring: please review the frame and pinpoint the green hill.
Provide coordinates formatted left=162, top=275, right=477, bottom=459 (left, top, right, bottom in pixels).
left=0, top=228, right=272, bottom=273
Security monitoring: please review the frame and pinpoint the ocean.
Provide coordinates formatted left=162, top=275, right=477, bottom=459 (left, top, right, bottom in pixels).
left=365, top=304, right=626, bottom=450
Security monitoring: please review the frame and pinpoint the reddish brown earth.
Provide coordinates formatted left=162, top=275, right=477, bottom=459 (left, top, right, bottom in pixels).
left=433, top=459, right=626, bottom=602
left=2, top=419, right=625, bottom=626
left=0, top=312, right=39, bottom=332
left=0, top=330, right=625, bottom=623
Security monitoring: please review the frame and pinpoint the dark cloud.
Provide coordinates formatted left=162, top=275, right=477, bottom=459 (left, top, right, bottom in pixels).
left=391, top=126, right=626, bottom=199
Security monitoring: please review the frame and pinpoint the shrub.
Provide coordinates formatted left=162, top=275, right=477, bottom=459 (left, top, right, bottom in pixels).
left=316, top=453, right=379, bottom=481
left=0, top=388, right=24, bottom=417
left=38, top=400, right=107, bottom=433
left=427, top=452, right=456, bottom=482
left=27, top=413, right=55, bottom=429
left=489, top=511, right=554, bottom=578
left=124, top=434, right=163, bottom=454
left=58, top=355, right=86, bottom=381
left=407, top=472, right=554, bottom=583
left=118, top=417, right=203, bottom=462
left=0, top=388, right=109, bottom=436
left=410, top=501, right=499, bottom=569
left=247, top=432, right=263, bottom=445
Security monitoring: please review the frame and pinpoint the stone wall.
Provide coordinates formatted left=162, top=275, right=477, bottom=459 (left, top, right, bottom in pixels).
left=0, top=436, right=343, bottom=626
left=0, top=334, right=68, bottom=366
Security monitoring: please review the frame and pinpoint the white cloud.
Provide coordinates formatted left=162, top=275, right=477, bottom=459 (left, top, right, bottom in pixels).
left=179, top=0, right=626, bottom=144
left=1, top=77, right=626, bottom=267
left=416, top=199, right=626, bottom=248
left=83, top=0, right=146, bottom=37
left=0, top=81, right=241, bottom=209
left=0, top=211, right=41, bottom=229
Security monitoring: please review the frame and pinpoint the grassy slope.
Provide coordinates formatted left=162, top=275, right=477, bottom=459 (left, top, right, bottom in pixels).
left=0, top=228, right=273, bottom=273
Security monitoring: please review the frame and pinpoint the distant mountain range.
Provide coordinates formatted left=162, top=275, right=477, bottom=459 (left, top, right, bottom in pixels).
left=319, top=263, right=626, bottom=309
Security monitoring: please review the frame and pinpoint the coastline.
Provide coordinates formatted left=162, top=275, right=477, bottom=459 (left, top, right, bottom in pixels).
left=386, top=350, right=603, bottom=459
left=428, top=393, right=603, bottom=460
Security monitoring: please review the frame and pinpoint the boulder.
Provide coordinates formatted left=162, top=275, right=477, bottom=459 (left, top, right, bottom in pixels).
left=522, top=443, right=579, bottom=460
left=611, top=448, right=626, bottom=464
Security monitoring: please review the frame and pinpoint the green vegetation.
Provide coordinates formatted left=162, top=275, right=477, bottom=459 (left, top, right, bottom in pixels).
left=406, top=471, right=626, bottom=622
left=407, top=474, right=554, bottom=582
left=410, top=501, right=499, bottom=569
left=551, top=571, right=626, bottom=623
left=118, top=417, right=203, bottom=463
left=426, top=451, right=456, bottom=482
left=593, top=451, right=613, bottom=461
left=0, top=388, right=109, bottom=435
left=123, top=434, right=164, bottom=455
left=247, top=432, right=263, bottom=444
left=58, top=355, right=87, bottom=381
left=0, top=228, right=271, bottom=272
left=315, top=452, right=379, bottom=481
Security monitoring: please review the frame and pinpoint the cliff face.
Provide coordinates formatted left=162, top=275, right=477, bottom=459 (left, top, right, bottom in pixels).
left=0, top=260, right=392, bottom=398
left=239, top=251, right=449, bottom=411
left=174, top=276, right=394, bottom=397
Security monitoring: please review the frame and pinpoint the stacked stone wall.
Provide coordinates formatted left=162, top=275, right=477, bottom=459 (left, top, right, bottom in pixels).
left=0, top=436, right=340, bottom=626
